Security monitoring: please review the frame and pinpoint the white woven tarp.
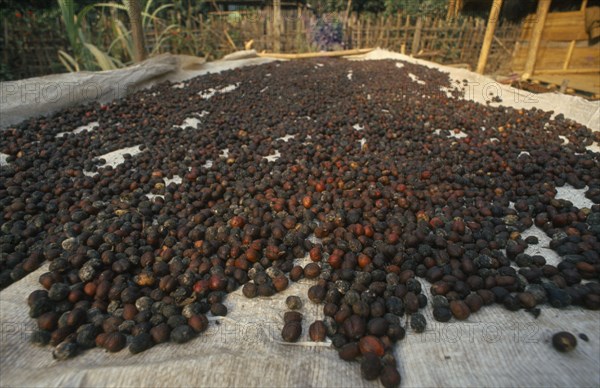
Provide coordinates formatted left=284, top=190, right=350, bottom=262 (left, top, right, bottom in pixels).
left=1, top=49, right=599, bottom=387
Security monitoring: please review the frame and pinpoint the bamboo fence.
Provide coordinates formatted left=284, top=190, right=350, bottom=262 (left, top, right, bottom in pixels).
left=0, top=10, right=522, bottom=81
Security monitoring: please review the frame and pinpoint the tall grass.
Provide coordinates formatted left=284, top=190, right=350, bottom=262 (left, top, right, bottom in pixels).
left=57, top=0, right=121, bottom=71
left=57, top=0, right=180, bottom=72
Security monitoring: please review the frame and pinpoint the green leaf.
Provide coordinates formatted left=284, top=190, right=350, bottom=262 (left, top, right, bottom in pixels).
left=141, top=0, right=174, bottom=29
left=58, top=50, right=80, bottom=72
left=57, top=0, right=78, bottom=49
left=94, top=2, right=129, bottom=12
left=83, top=43, right=119, bottom=71
left=110, top=19, right=135, bottom=61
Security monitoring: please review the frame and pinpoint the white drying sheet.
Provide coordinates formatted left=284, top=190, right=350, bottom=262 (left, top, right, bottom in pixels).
left=0, top=51, right=276, bottom=129
left=1, top=49, right=599, bottom=387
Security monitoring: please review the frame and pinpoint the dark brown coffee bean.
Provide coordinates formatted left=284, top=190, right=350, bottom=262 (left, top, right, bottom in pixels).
left=281, top=321, right=302, bottom=342
left=129, top=332, right=154, bottom=354
left=104, top=332, right=126, bottom=352
left=343, top=315, right=366, bottom=339
left=552, top=331, right=577, bottom=352
left=304, top=263, right=321, bottom=279
left=273, top=275, right=289, bottom=292
left=450, top=300, right=470, bottom=320
left=307, top=284, right=326, bottom=303
left=37, top=312, right=59, bottom=331
left=361, top=353, right=383, bottom=380
left=338, top=342, right=360, bottom=360
left=309, top=320, right=327, bottom=342
left=464, top=293, right=483, bottom=313
left=289, top=266, right=304, bottom=281
left=367, top=317, right=389, bottom=337
left=359, top=335, right=385, bottom=356
left=188, top=315, right=209, bottom=333
left=150, top=323, right=170, bottom=344
left=380, top=365, right=401, bottom=388
left=518, top=292, right=537, bottom=309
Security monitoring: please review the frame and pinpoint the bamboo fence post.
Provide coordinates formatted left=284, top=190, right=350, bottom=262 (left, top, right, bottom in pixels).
left=466, top=19, right=479, bottom=65
left=455, top=0, right=463, bottom=17
left=378, top=15, right=385, bottom=46
left=356, top=13, right=360, bottom=47
left=344, top=0, right=352, bottom=29
left=366, top=18, right=370, bottom=47
left=458, top=17, right=468, bottom=61
left=403, top=15, right=410, bottom=48
left=476, top=0, right=503, bottom=74
left=296, top=7, right=302, bottom=52
left=384, top=16, right=390, bottom=47
left=273, top=0, right=282, bottom=52
left=447, top=0, right=457, bottom=21
left=394, top=13, right=401, bottom=51
left=411, top=17, right=423, bottom=55
left=522, top=0, right=551, bottom=79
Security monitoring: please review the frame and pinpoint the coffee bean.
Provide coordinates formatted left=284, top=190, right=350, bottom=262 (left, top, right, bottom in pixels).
left=338, top=342, right=361, bottom=360
left=552, top=331, right=577, bottom=352
left=359, top=335, right=385, bottom=356
left=361, top=353, right=383, bottom=380
left=410, top=313, right=427, bottom=333
left=129, top=333, right=154, bottom=354
left=380, top=365, right=401, bottom=388
left=171, top=325, right=195, bottom=343
left=286, top=296, right=303, bottom=310
left=281, top=321, right=302, bottom=342
left=450, top=300, right=470, bottom=320
left=309, top=320, right=327, bottom=342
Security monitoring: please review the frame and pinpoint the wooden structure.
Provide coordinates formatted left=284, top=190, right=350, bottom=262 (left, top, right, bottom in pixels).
left=512, top=0, right=600, bottom=96
left=447, top=0, right=465, bottom=20
left=476, top=0, right=502, bottom=74
left=475, top=0, right=599, bottom=95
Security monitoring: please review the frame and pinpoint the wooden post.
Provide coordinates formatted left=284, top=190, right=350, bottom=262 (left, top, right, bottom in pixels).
left=563, top=1, right=588, bottom=70
left=522, top=0, right=551, bottom=79
left=563, top=41, right=576, bottom=70
left=447, top=0, right=457, bottom=21
left=455, top=0, right=463, bottom=17
left=127, top=0, right=147, bottom=62
left=357, top=18, right=361, bottom=48
left=273, top=0, right=282, bottom=52
left=366, top=18, right=370, bottom=47
left=378, top=15, right=385, bottom=46
left=344, top=0, right=352, bottom=29
left=476, top=0, right=503, bottom=74
left=411, top=17, right=423, bottom=55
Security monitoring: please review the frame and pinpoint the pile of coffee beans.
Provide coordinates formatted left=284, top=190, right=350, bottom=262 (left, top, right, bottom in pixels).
left=1, top=58, right=598, bottom=387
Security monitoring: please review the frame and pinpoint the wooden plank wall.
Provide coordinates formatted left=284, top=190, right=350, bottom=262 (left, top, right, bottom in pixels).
left=519, top=11, right=588, bottom=41
left=512, top=46, right=599, bottom=71
left=512, top=9, right=600, bottom=94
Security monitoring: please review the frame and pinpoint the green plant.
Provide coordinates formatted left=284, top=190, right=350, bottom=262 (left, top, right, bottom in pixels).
left=56, top=0, right=182, bottom=72
left=57, top=0, right=122, bottom=71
